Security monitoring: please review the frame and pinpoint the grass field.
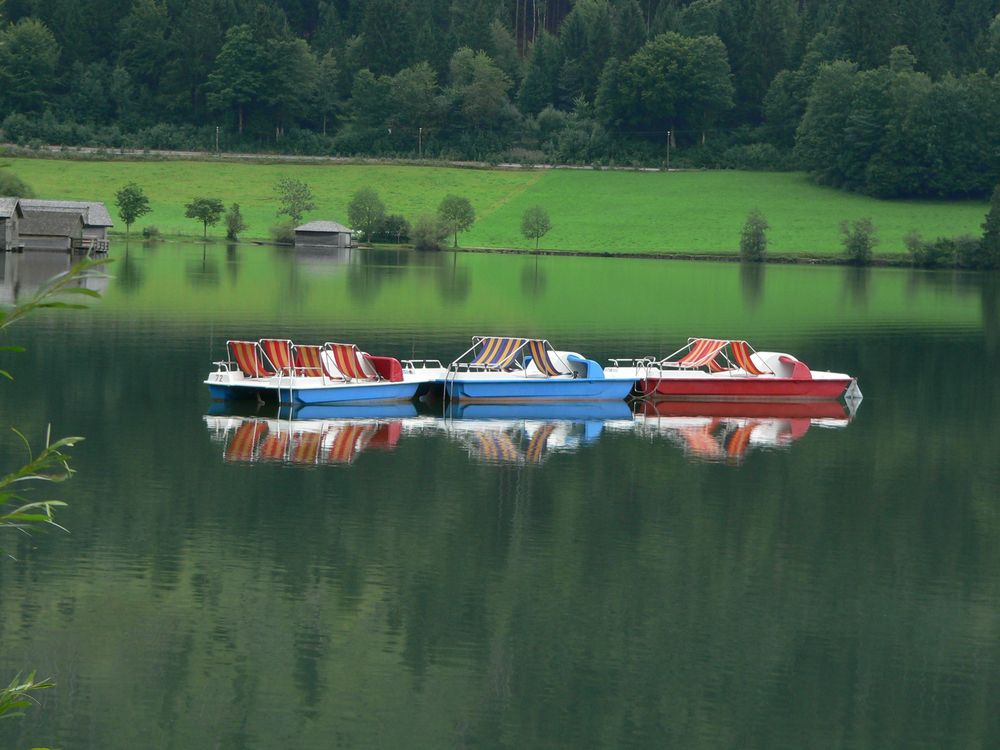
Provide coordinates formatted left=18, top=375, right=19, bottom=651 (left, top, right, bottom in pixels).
left=1, top=156, right=989, bottom=255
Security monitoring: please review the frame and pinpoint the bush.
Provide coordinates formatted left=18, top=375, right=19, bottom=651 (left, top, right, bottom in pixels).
left=410, top=214, right=448, bottom=251
left=0, top=169, right=34, bottom=197
left=225, top=203, right=248, bottom=241
left=840, top=218, right=878, bottom=265
left=141, top=225, right=161, bottom=239
left=372, top=214, right=410, bottom=244
left=954, top=235, right=990, bottom=269
left=269, top=222, right=295, bottom=245
left=739, top=208, right=769, bottom=261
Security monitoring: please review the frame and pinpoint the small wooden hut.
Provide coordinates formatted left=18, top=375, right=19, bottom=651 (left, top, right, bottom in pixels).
left=0, top=198, right=24, bottom=252
left=294, top=220, right=353, bottom=249
left=18, top=211, right=85, bottom=252
left=20, top=199, right=113, bottom=251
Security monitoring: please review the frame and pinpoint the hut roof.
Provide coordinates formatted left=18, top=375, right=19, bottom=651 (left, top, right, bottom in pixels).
left=295, top=220, right=352, bottom=234
left=0, top=197, right=24, bottom=219
left=19, top=199, right=114, bottom=227
left=19, top=211, right=85, bottom=237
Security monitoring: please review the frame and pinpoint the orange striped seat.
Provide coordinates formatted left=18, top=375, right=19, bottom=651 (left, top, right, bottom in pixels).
left=327, top=343, right=378, bottom=381
left=293, top=344, right=325, bottom=377
left=228, top=341, right=274, bottom=378
left=729, top=340, right=770, bottom=375
left=260, top=338, right=294, bottom=374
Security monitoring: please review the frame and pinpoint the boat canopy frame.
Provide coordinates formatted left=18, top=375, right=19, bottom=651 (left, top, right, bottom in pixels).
left=447, top=335, right=573, bottom=378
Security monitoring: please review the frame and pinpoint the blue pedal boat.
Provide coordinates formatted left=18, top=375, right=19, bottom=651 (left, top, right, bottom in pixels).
left=437, top=336, right=636, bottom=403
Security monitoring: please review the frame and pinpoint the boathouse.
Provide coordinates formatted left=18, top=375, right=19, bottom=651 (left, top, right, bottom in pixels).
left=17, top=211, right=85, bottom=252
left=294, top=220, right=353, bottom=249
left=0, top=198, right=24, bottom=252
left=19, top=199, right=113, bottom=251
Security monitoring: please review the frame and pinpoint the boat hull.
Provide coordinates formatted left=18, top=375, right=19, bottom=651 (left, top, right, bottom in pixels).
left=439, top=377, right=635, bottom=403
left=635, top=375, right=854, bottom=401
left=208, top=381, right=419, bottom=405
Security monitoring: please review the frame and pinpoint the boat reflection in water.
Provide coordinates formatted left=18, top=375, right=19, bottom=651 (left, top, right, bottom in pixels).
left=203, top=397, right=860, bottom=467
left=204, top=402, right=416, bottom=466
left=624, top=399, right=860, bottom=464
left=434, top=401, right=633, bottom=465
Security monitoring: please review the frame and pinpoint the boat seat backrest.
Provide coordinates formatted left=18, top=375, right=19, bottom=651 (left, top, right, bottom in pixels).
left=753, top=352, right=796, bottom=378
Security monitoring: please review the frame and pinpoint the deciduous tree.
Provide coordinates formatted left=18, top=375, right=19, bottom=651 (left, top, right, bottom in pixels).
left=739, top=208, right=769, bottom=261
left=115, top=183, right=152, bottom=238
left=275, top=177, right=316, bottom=226
left=185, top=197, right=225, bottom=237
left=521, top=205, right=552, bottom=249
left=347, top=187, right=386, bottom=242
left=438, top=195, right=475, bottom=247
left=225, top=203, right=248, bottom=241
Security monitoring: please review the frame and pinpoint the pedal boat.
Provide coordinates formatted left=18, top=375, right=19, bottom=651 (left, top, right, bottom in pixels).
left=436, top=336, right=636, bottom=403
left=605, top=338, right=860, bottom=402
left=206, top=338, right=447, bottom=405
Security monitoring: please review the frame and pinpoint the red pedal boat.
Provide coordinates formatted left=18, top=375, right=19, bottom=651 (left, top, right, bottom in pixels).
left=605, top=337, right=861, bottom=402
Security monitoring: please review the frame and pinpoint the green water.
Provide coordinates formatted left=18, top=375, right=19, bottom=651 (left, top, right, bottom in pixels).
left=1, top=244, right=998, bottom=749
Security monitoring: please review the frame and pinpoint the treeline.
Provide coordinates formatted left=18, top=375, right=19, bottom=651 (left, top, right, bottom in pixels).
left=2, top=1, right=1000, bottom=198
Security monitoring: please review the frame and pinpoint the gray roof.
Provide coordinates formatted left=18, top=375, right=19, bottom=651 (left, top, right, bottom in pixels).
left=0, top=197, right=23, bottom=219
left=19, top=199, right=114, bottom=227
left=19, top=211, right=84, bottom=238
left=295, top=220, right=351, bottom=234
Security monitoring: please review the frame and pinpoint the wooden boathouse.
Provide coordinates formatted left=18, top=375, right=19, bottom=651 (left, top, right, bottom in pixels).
left=0, top=198, right=24, bottom=252
left=0, top=197, right=113, bottom=253
left=294, top=220, right=353, bottom=249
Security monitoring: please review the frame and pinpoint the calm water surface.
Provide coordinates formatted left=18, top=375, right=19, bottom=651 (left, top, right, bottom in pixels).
left=1, top=244, right=998, bottom=749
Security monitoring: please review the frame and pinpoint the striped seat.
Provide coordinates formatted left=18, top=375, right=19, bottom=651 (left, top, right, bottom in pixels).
left=293, top=344, right=325, bottom=377
left=327, top=343, right=379, bottom=382
left=260, top=338, right=295, bottom=375
left=228, top=340, right=274, bottom=378
left=527, top=339, right=569, bottom=377
left=471, top=337, right=526, bottom=369
left=729, top=340, right=770, bottom=375
left=661, top=338, right=729, bottom=370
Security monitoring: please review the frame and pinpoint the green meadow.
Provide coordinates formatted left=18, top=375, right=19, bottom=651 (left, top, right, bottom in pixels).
left=2, top=156, right=989, bottom=255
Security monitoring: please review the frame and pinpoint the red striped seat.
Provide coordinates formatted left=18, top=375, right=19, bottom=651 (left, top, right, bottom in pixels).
left=228, top=341, right=274, bottom=378
left=293, top=344, right=325, bottom=377
left=260, top=338, right=294, bottom=375
left=327, top=343, right=378, bottom=381
left=729, top=340, right=770, bottom=375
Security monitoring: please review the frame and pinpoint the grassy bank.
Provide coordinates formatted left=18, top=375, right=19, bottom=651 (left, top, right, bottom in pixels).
left=2, top=156, right=988, bottom=255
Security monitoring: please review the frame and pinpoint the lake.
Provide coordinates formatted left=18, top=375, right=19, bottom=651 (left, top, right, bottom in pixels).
left=1, top=243, right=998, bottom=749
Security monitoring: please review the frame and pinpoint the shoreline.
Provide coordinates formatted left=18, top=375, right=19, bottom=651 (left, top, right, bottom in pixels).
left=127, top=235, right=922, bottom=268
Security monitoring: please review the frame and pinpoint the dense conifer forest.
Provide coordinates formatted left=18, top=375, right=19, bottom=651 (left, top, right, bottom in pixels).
left=2, top=0, right=1000, bottom=197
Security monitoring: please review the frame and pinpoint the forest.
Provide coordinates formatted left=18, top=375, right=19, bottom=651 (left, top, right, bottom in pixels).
left=1, top=0, right=1000, bottom=198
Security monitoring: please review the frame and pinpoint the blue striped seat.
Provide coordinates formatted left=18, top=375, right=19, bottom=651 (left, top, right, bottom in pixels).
left=471, top=337, right=526, bottom=369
